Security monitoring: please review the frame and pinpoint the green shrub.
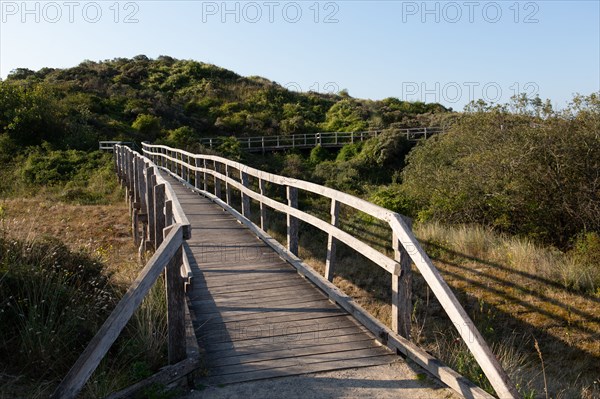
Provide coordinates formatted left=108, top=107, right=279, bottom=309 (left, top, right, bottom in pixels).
left=369, top=185, right=415, bottom=216
left=16, top=149, right=121, bottom=204
left=308, top=145, right=332, bottom=165
left=216, top=136, right=242, bottom=161
left=401, top=94, right=600, bottom=247
left=336, top=141, right=363, bottom=162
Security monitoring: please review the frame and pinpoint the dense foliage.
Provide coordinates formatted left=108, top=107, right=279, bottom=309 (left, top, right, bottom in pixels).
left=0, top=55, right=450, bottom=156
left=401, top=94, right=600, bottom=247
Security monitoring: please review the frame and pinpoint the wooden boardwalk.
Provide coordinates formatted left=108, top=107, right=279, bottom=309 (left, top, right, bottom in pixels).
left=164, top=175, right=397, bottom=385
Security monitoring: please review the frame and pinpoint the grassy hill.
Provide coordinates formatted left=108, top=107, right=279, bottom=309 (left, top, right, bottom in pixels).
left=0, top=55, right=450, bottom=153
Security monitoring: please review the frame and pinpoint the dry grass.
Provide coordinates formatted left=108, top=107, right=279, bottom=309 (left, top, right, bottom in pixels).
left=276, top=217, right=600, bottom=398
left=0, top=195, right=170, bottom=398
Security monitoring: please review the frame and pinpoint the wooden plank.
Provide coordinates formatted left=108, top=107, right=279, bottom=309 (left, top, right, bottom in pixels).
left=195, top=315, right=363, bottom=343
left=210, top=339, right=384, bottom=369
left=208, top=347, right=393, bottom=377
left=194, top=298, right=341, bottom=320
left=204, top=327, right=372, bottom=354
left=209, top=333, right=374, bottom=360
left=51, top=226, right=184, bottom=399
left=204, top=353, right=396, bottom=386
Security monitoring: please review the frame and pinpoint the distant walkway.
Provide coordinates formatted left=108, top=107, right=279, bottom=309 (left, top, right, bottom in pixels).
left=200, top=127, right=443, bottom=152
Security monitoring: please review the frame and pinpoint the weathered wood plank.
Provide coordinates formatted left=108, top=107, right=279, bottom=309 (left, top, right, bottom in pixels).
left=204, top=353, right=397, bottom=386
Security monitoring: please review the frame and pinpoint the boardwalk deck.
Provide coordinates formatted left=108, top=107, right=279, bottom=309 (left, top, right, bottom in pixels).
left=164, top=175, right=397, bottom=385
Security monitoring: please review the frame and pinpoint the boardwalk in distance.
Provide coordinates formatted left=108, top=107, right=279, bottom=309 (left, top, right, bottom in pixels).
left=164, top=175, right=398, bottom=385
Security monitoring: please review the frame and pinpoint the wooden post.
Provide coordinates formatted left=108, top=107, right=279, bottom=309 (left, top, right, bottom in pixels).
left=240, top=170, right=250, bottom=218
left=194, top=158, right=200, bottom=190
left=146, top=171, right=156, bottom=250
left=154, top=184, right=166, bottom=248
left=203, top=159, right=208, bottom=192
left=286, top=186, right=298, bottom=256
left=392, top=217, right=413, bottom=339
left=225, top=165, right=231, bottom=205
left=214, top=162, right=221, bottom=199
left=325, top=199, right=340, bottom=282
left=165, top=243, right=186, bottom=364
left=259, top=179, right=267, bottom=230
left=165, top=200, right=173, bottom=227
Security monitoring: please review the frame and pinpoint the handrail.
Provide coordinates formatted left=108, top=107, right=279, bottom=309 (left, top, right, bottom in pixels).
left=53, top=145, right=195, bottom=399
left=199, top=127, right=444, bottom=151
left=142, top=142, right=518, bottom=399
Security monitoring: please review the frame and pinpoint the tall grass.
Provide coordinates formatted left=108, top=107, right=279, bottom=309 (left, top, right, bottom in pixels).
left=416, top=222, right=600, bottom=294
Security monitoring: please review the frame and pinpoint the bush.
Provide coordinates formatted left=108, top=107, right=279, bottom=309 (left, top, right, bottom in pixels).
left=369, top=185, right=415, bottom=216
left=401, top=94, right=600, bottom=247
left=16, top=149, right=121, bottom=204
left=308, top=145, right=332, bottom=165
left=336, top=141, right=363, bottom=162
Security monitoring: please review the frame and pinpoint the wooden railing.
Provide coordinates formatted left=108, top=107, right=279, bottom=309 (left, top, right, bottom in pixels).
left=99, top=140, right=134, bottom=152
left=142, top=142, right=518, bottom=399
left=51, top=145, right=194, bottom=399
left=199, top=127, right=444, bottom=152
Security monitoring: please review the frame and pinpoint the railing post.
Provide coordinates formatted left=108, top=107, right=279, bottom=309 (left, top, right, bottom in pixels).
left=145, top=168, right=156, bottom=250
left=259, top=179, right=267, bottom=230
left=240, top=169, right=250, bottom=218
left=165, top=242, right=186, bottom=364
left=154, top=183, right=166, bottom=248
left=286, top=186, right=298, bottom=256
left=194, top=158, right=200, bottom=190
left=165, top=200, right=173, bottom=227
left=214, top=162, right=222, bottom=198
left=225, top=165, right=231, bottom=205
left=392, top=217, right=413, bottom=339
left=325, top=199, right=340, bottom=282
left=203, top=159, right=208, bottom=192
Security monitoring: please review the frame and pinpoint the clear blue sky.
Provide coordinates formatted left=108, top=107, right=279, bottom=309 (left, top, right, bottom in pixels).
left=1, top=1, right=598, bottom=110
